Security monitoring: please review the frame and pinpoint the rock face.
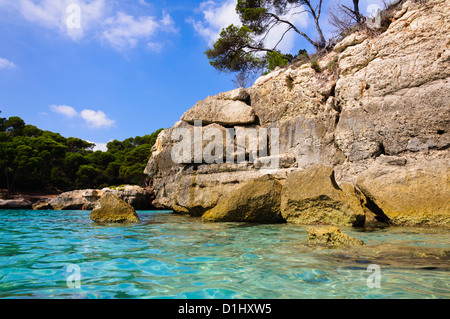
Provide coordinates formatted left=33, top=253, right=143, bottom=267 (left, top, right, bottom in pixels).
left=145, top=0, right=450, bottom=227
left=356, top=157, right=450, bottom=226
left=202, top=175, right=283, bottom=223
left=90, top=192, right=140, bottom=224
left=306, top=226, right=365, bottom=247
left=281, top=165, right=366, bottom=226
left=32, top=185, right=154, bottom=211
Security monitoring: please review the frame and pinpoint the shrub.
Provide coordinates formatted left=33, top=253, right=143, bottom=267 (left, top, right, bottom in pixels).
left=310, top=60, right=321, bottom=73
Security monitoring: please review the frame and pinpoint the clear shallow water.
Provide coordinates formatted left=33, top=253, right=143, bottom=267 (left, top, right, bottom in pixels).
left=0, top=210, right=449, bottom=299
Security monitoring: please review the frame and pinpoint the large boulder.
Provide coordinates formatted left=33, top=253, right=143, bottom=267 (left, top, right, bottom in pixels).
left=306, top=226, right=365, bottom=247
left=356, top=157, right=450, bottom=226
left=202, top=174, right=283, bottom=223
left=181, top=88, right=255, bottom=126
left=281, top=165, right=366, bottom=226
left=90, top=192, right=140, bottom=224
left=102, top=185, right=155, bottom=210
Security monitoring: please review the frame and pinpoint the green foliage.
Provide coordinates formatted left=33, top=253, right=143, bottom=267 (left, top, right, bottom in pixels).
left=285, top=75, right=294, bottom=90
left=265, top=51, right=291, bottom=74
left=205, top=25, right=264, bottom=73
left=310, top=59, right=321, bottom=73
left=3, top=116, right=25, bottom=136
left=326, top=57, right=339, bottom=72
left=297, top=49, right=309, bottom=60
left=0, top=115, right=163, bottom=193
left=206, top=1, right=326, bottom=76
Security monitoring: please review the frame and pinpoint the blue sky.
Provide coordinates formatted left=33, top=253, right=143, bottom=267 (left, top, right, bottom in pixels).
left=0, top=0, right=383, bottom=151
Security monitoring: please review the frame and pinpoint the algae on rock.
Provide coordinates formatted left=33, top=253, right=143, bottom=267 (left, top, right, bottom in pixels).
left=307, top=226, right=366, bottom=247
left=90, top=192, right=140, bottom=224
left=202, top=175, right=284, bottom=223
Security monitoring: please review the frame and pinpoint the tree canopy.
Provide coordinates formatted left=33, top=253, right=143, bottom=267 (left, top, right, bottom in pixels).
left=0, top=115, right=163, bottom=194
left=205, top=0, right=327, bottom=76
left=206, top=0, right=363, bottom=78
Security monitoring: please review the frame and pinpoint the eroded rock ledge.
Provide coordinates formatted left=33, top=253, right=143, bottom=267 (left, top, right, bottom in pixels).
left=145, top=0, right=450, bottom=227
left=32, top=185, right=155, bottom=211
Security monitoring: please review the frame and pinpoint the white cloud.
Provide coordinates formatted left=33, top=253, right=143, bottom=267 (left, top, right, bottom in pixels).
left=16, top=0, right=107, bottom=40
left=86, top=141, right=108, bottom=152
left=138, top=0, right=150, bottom=7
left=50, top=104, right=115, bottom=129
left=0, top=0, right=175, bottom=51
left=189, top=0, right=310, bottom=54
left=50, top=104, right=78, bottom=118
left=187, top=0, right=241, bottom=45
left=146, top=41, right=164, bottom=53
left=0, top=57, right=16, bottom=69
left=80, top=109, right=115, bottom=129
left=101, top=11, right=177, bottom=50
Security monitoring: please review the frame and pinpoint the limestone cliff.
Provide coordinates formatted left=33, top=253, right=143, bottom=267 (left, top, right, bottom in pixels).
left=145, top=0, right=449, bottom=227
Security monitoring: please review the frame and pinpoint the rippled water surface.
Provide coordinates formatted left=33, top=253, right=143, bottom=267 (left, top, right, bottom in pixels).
left=0, top=210, right=449, bottom=299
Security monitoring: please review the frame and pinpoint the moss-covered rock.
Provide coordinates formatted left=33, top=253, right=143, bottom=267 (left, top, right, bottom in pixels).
left=281, top=165, right=366, bottom=226
left=201, top=174, right=283, bottom=223
left=307, top=226, right=365, bottom=247
left=356, top=159, right=450, bottom=227
left=90, top=192, right=140, bottom=224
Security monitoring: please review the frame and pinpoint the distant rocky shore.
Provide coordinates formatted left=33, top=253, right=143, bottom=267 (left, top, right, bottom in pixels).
left=0, top=185, right=156, bottom=211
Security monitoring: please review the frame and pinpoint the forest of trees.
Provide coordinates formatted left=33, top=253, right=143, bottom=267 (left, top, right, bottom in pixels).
left=0, top=114, right=162, bottom=194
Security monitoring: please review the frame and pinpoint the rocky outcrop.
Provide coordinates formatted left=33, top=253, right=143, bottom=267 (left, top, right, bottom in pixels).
left=32, top=185, right=154, bottom=211
left=281, top=165, right=366, bottom=226
left=41, top=189, right=102, bottom=211
left=90, top=192, right=140, bottom=224
left=202, top=175, right=283, bottom=223
left=145, top=0, right=450, bottom=227
left=0, top=199, right=33, bottom=209
left=306, top=226, right=365, bottom=247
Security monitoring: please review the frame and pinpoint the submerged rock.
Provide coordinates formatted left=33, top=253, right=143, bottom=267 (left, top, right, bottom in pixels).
left=90, top=192, right=140, bottom=224
left=307, top=226, right=365, bottom=247
left=281, top=165, right=366, bottom=226
left=202, top=174, right=283, bottom=223
left=322, top=243, right=450, bottom=271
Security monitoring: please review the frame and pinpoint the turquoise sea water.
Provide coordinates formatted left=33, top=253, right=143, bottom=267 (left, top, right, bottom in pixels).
left=0, top=210, right=448, bottom=299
